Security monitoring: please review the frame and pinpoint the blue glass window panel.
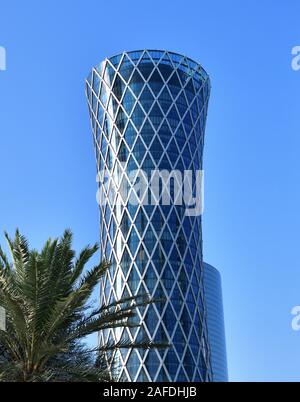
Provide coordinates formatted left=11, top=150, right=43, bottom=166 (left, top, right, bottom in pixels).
left=158, top=122, right=171, bottom=147
left=176, top=92, right=188, bottom=117
left=106, top=147, right=113, bottom=170
left=138, top=61, right=155, bottom=80
left=204, top=80, right=210, bottom=98
left=103, top=114, right=113, bottom=139
left=190, top=100, right=199, bottom=124
left=118, top=56, right=135, bottom=82
left=127, top=154, right=138, bottom=172
left=149, top=138, right=163, bottom=159
left=124, top=121, right=137, bottom=150
left=148, top=70, right=164, bottom=94
left=154, top=282, right=166, bottom=302
left=163, top=305, right=176, bottom=334
left=135, top=244, right=148, bottom=275
left=110, top=127, right=121, bottom=153
left=143, top=262, right=157, bottom=285
left=139, top=86, right=155, bottom=113
left=161, top=264, right=175, bottom=291
left=161, top=223, right=172, bottom=241
left=140, top=119, right=155, bottom=146
left=178, top=268, right=188, bottom=293
left=127, top=350, right=141, bottom=380
left=171, top=283, right=182, bottom=301
left=109, top=54, right=122, bottom=67
left=132, top=136, right=146, bottom=161
left=183, top=111, right=193, bottom=131
left=159, top=156, right=172, bottom=171
left=145, top=305, right=159, bottom=333
left=189, top=129, right=197, bottom=149
left=184, top=78, right=195, bottom=103
left=168, top=72, right=181, bottom=99
left=92, top=93, right=97, bottom=114
left=128, top=51, right=144, bottom=65
left=154, top=324, right=169, bottom=343
left=167, top=137, right=180, bottom=159
left=101, top=134, right=107, bottom=158
left=131, top=103, right=145, bottom=130
left=122, top=88, right=136, bottom=115
left=157, top=63, right=173, bottom=82
left=128, top=266, right=140, bottom=289
left=184, top=349, right=194, bottom=379
left=173, top=325, right=185, bottom=351
left=142, top=156, right=155, bottom=172
left=97, top=103, right=105, bottom=127
left=182, top=217, right=192, bottom=238
left=136, top=368, right=149, bottom=382
left=149, top=103, right=164, bottom=129
left=103, top=63, right=116, bottom=87
left=115, top=108, right=127, bottom=133
left=107, top=94, right=119, bottom=118
left=197, top=88, right=204, bottom=109
left=145, top=350, right=160, bottom=378
left=167, top=105, right=180, bottom=130
left=117, top=140, right=129, bottom=162
left=130, top=69, right=144, bottom=97
left=158, top=87, right=173, bottom=114
left=169, top=244, right=180, bottom=263
left=180, top=306, right=191, bottom=330
left=156, top=367, right=169, bottom=382
left=92, top=72, right=101, bottom=95
left=144, top=225, right=156, bottom=250
left=120, top=210, right=131, bottom=238
left=134, top=208, right=147, bottom=236
left=184, top=249, right=193, bottom=269
left=152, top=244, right=165, bottom=267
left=127, top=200, right=139, bottom=221
left=177, top=70, right=190, bottom=87
left=100, top=83, right=109, bottom=106
left=151, top=209, right=163, bottom=232
left=104, top=239, right=111, bottom=258
left=176, top=123, right=186, bottom=140
left=165, top=349, right=179, bottom=370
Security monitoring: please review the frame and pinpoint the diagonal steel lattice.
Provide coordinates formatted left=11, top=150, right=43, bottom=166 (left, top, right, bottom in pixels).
left=86, top=50, right=212, bottom=382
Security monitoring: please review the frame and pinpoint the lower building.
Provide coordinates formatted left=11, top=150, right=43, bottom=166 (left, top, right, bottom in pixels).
left=203, top=263, right=228, bottom=382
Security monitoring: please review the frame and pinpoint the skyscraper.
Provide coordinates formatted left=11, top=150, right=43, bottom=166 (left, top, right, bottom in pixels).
left=86, top=50, right=212, bottom=382
left=203, top=263, right=228, bottom=382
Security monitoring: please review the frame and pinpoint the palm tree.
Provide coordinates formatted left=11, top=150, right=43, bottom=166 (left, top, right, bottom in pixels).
left=0, top=230, right=157, bottom=382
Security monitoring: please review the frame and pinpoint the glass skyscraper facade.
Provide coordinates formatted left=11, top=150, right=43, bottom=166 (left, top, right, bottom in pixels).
left=203, top=263, right=228, bottom=382
left=86, top=50, right=212, bottom=382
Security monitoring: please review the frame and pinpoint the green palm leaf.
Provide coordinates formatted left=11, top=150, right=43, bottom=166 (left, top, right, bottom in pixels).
left=0, top=230, right=167, bottom=382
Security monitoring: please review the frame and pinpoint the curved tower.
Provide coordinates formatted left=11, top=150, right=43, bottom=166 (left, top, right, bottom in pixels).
left=203, top=263, right=228, bottom=382
left=86, top=50, right=212, bottom=382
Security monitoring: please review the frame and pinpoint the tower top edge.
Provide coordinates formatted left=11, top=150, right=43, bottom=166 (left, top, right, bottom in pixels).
left=89, top=49, right=210, bottom=81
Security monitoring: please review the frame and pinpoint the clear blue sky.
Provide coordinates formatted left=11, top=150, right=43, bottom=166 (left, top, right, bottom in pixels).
left=0, top=0, right=300, bottom=382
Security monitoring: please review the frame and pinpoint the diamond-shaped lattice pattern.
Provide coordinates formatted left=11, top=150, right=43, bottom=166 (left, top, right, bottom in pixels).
left=86, top=50, right=212, bottom=382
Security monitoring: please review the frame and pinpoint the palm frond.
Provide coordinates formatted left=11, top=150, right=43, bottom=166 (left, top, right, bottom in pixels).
left=0, top=230, right=166, bottom=382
